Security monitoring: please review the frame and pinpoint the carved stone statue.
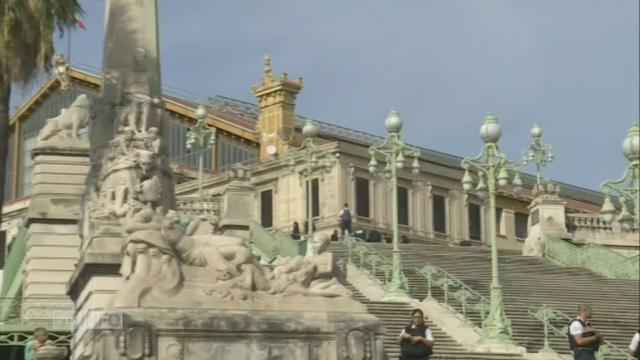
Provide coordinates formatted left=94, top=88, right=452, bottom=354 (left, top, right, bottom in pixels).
left=37, top=94, right=92, bottom=144
left=268, top=234, right=350, bottom=298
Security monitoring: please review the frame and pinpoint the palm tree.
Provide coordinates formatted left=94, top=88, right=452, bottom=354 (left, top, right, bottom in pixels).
left=0, top=1, right=83, bottom=227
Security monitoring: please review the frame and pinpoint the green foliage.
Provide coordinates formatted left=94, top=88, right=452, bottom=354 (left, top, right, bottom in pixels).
left=0, top=0, right=83, bottom=84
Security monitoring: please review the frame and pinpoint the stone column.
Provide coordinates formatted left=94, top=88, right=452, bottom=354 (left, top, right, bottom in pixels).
left=424, top=182, right=433, bottom=238
left=22, top=144, right=90, bottom=326
left=523, top=182, right=570, bottom=257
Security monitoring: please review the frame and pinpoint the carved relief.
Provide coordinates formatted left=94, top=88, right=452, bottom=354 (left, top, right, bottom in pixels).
left=166, top=342, right=183, bottom=360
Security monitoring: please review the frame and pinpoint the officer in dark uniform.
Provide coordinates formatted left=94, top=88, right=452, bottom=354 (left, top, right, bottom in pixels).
left=568, top=304, right=603, bottom=360
left=399, top=309, right=434, bottom=360
left=629, top=328, right=640, bottom=359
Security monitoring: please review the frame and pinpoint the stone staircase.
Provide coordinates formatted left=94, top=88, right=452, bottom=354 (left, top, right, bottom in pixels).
left=346, top=283, right=524, bottom=360
left=334, top=242, right=639, bottom=359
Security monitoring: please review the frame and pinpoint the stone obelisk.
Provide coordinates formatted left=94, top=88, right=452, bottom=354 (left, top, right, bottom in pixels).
left=69, top=1, right=175, bottom=358
left=80, top=0, right=174, bottom=247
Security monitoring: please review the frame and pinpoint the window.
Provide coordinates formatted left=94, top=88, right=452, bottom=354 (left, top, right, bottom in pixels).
left=217, top=135, right=258, bottom=169
left=496, top=207, right=503, bottom=235
left=0, top=230, right=5, bottom=269
left=3, top=129, right=15, bottom=201
left=355, top=177, right=370, bottom=218
left=397, top=186, right=409, bottom=226
left=432, top=194, right=446, bottom=234
left=260, top=190, right=273, bottom=228
left=468, top=203, right=482, bottom=241
left=306, top=178, right=320, bottom=218
left=515, top=212, right=529, bottom=239
left=167, top=118, right=214, bottom=171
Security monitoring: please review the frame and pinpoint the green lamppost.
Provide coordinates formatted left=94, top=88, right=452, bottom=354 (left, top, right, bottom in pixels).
left=288, top=120, right=332, bottom=257
left=368, top=110, right=420, bottom=301
left=600, top=124, right=640, bottom=231
left=521, top=124, right=554, bottom=186
left=461, top=114, right=523, bottom=344
left=186, top=104, right=216, bottom=197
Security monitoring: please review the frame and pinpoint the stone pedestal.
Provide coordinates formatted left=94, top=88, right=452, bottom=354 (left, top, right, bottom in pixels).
left=75, top=307, right=384, bottom=360
left=217, top=169, right=255, bottom=238
left=21, top=145, right=90, bottom=327
left=523, top=182, right=570, bottom=257
left=33, top=345, right=68, bottom=360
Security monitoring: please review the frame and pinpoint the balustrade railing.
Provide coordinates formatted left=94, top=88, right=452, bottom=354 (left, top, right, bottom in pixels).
left=528, top=304, right=634, bottom=360
left=249, top=222, right=306, bottom=264
left=417, top=264, right=491, bottom=328
left=566, top=213, right=617, bottom=232
left=566, top=213, right=639, bottom=234
left=545, top=236, right=639, bottom=279
left=1, top=224, right=28, bottom=297
left=343, top=236, right=490, bottom=327
left=175, top=196, right=222, bottom=222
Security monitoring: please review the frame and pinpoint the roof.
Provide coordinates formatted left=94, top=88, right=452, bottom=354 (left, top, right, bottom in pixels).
left=9, top=67, right=605, bottom=208
left=206, top=95, right=605, bottom=207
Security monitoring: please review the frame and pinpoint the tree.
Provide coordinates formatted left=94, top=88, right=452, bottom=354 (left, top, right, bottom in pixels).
left=0, top=1, right=83, bottom=227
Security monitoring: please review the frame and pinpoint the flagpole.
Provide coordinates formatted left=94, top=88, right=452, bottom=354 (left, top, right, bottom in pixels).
left=67, top=29, right=72, bottom=62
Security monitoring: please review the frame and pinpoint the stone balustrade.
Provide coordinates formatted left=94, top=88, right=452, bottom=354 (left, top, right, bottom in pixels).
left=175, top=196, right=222, bottom=222
left=565, top=213, right=615, bottom=232
left=565, top=213, right=638, bottom=251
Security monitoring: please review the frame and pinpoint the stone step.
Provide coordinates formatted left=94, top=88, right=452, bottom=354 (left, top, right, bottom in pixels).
left=332, top=241, right=639, bottom=356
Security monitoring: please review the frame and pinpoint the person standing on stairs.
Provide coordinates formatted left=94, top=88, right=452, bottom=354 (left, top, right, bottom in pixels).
left=339, top=203, right=352, bottom=239
left=568, top=304, right=604, bottom=360
left=399, top=308, right=434, bottom=360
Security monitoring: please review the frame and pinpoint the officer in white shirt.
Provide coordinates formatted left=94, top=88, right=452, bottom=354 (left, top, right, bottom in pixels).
left=629, top=330, right=640, bottom=359
left=568, top=305, right=603, bottom=360
left=399, top=309, right=434, bottom=360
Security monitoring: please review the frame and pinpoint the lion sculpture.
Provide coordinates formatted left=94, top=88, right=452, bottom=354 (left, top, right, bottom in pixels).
left=38, top=94, right=91, bottom=143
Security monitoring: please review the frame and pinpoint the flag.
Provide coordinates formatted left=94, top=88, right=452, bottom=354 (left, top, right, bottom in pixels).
left=75, top=16, right=87, bottom=30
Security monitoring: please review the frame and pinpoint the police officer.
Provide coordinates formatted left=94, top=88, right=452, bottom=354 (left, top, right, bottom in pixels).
left=629, top=328, right=640, bottom=359
left=568, top=305, right=603, bottom=360
left=399, top=309, right=434, bottom=360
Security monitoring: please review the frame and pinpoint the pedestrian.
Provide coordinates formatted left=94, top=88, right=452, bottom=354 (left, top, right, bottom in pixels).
left=303, top=220, right=316, bottom=237
left=339, top=203, right=352, bottom=238
left=629, top=328, right=640, bottom=359
left=291, top=221, right=301, bottom=240
left=25, top=327, right=52, bottom=360
left=567, top=304, right=603, bottom=360
left=398, top=308, right=434, bottom=360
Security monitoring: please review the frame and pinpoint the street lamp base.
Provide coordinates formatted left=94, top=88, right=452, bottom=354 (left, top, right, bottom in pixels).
left=481, top=284, right=513, bottom=345
left=382, top=279, right=411, bottom=302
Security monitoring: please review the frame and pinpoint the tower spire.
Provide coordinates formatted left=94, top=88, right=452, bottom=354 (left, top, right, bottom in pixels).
left=252, top=55, right=303, bottom=160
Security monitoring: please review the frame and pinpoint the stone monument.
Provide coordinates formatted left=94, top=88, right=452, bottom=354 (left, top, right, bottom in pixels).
left=68, top=1, right=384, bottom=359
left=522, top=182, right=570, bottom=257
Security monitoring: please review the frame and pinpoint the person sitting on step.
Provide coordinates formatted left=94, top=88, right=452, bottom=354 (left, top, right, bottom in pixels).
left=398, top=308, right=434, bottom=360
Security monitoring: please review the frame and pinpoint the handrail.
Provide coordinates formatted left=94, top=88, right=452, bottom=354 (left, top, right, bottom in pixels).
left=416, top=264, right=491, bottom=328
left=528, top=304, right=634, bottom=359
left=249, top=222, right=306, bottom=264
left=343, top=236, right=491, bottom=328
left=249, top=221, right=278, bottom=264
left=545, top=235, right=639, bottom=280
left=1, top=223, right=28, bottom=297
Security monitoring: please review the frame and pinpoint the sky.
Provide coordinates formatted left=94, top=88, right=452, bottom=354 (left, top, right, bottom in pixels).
left=12, top=0, right=640, bottom=192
